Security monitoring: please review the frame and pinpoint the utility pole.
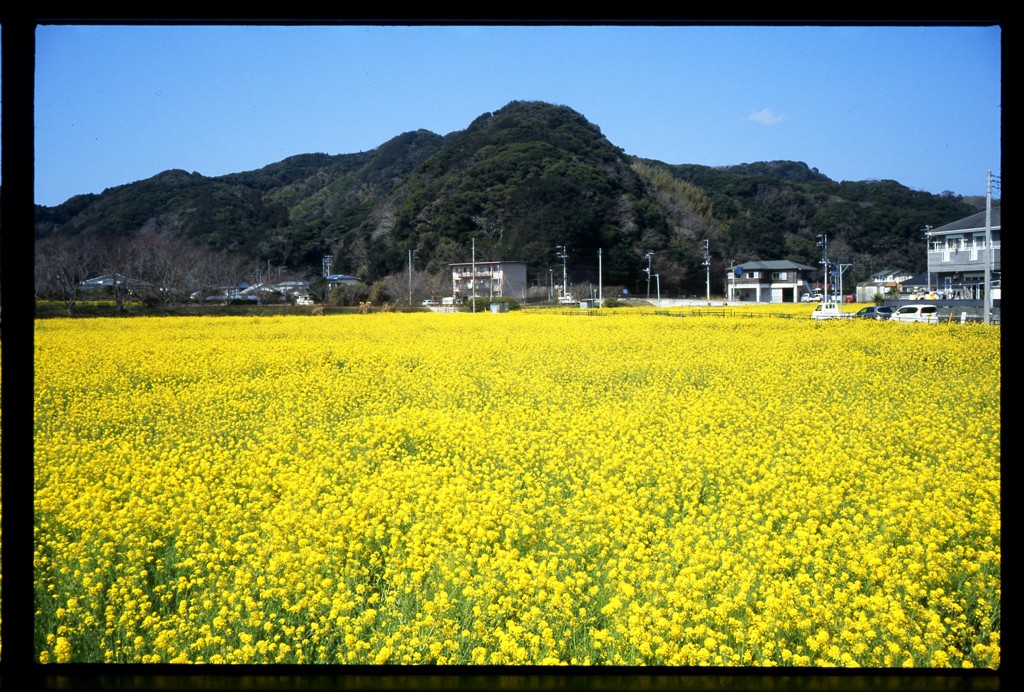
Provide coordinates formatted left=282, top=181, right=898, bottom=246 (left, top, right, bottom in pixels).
left=408, top=248, right=417, bottom=306
left=838, top=263, right=852, bottom=314
left=984, top=170, right=1000, bottom=324
left=471, top=238, right=477, bottom=313
left=702, top=239, right=711, bottom=304
left=817, top=234, right=829, bottom=304
left=556, top=245, right=569, bottom=300
left=322, top=254, right=333, bottom=278
left=984, top=171, right=991, bottom=322
left=923, top=225, right=933, bottom=295
left=644, top=252, right=654, bottom=299
left=598, top=248, right=603, bottom=307
left=654, top=274, right=661, bottom=308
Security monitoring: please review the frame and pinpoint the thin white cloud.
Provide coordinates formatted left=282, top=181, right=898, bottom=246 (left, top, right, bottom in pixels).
left=748, top=107, right=786, bottom=125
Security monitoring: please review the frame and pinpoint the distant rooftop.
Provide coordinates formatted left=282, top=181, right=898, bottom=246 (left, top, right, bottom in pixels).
left=731, top=259, right=818, bottom=272
left=929, top=206, right=1000, bottom=234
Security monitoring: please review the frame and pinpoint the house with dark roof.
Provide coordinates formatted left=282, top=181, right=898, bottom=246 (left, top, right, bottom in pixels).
left=898, top=272, right=938, bottom=296
left=925, top=206, right=1000, bottom=300
left=325, top=273, right=362, bottom=289
left=725, top=260, right=819, bottom=303
left=853, top=268, right=914, bottom=301
left=872, top=268, right=914, bottom=285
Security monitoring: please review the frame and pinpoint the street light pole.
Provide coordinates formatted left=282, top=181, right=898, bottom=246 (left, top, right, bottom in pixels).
left=923, top=225, right=933, bottom=296
left=644, top=252, right=653, bottom=299
left=985, top=170, right=995, bottom=324
left=703, top=239, right=711, bottom=304
left=408, top=248, right=417, bottom=306
left=817, top=234, right=829, bottom=304
left=556, top=245, right=569, bottom=301
left=838, top=263, right=852, bottom=314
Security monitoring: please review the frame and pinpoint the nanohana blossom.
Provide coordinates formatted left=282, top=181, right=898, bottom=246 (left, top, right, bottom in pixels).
left=33, top=311, right=1001, bottom=667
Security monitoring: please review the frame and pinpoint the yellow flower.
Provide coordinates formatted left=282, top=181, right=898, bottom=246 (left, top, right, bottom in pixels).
left=32, top=313, right=1000, bottom=666
left=54, top=637, right=72, bottom=664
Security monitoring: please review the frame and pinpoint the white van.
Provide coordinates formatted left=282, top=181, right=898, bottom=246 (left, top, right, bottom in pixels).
left=810, top=302, right=853, bottom=320
left=891, top=305, right=939, bottom=323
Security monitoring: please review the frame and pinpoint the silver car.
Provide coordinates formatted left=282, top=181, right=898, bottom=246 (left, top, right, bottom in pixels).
left=854, top=306, right=894, bottom=320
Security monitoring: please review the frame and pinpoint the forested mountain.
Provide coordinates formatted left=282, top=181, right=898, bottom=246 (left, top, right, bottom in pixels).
left=35, top=100, right=984, bottom=298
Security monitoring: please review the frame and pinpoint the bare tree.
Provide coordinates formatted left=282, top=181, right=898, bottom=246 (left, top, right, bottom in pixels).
left=35, top=235, right=98, bottom=314
left=421, top=269, right=451, bottom=302
left=189, top=248, right=224, bottom=302
left=94, top=237, right=146, bottom=313
left=133, top=235, right=205, bottom=307
left=210, top=250, right=249, bottom=300
left=245, top=260, right=279, bottom=306
left=379, top=268, right=449, bottom=306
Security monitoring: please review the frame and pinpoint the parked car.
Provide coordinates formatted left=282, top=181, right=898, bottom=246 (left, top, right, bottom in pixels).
left=800, top=293, right=820, bottom=302
left=844, top=295, right=856, bottom=303
left=810, top=302, right=854, bottom=320
left=854, top=306, right=893, bottom=320
left=891, top=305, right=940, bottom=323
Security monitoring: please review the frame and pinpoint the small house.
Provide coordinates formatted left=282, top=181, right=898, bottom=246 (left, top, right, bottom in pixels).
left=725, top=260, right=818, bottom=303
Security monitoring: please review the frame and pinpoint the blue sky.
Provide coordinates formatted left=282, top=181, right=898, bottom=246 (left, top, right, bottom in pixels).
left=33, top=23, right=1001, bottom=207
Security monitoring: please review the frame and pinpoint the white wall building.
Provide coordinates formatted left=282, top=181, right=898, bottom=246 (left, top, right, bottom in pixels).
left=726, top=260, right=818, bottom=303
left=926, top=207, right=1001, bottom=300
left=451, top=261, right=528, bottom=301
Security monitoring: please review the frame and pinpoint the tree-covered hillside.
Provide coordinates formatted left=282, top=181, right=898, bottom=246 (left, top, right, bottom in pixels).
left=353, top=101, right=664, bottom=287
left=647, top=160, right=980, bottom=285
left=35, top=100, right=983, bottom=300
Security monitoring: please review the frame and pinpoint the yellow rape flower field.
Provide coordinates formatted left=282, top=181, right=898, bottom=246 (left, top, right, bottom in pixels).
left=33, top=311, right=1000, bottom=667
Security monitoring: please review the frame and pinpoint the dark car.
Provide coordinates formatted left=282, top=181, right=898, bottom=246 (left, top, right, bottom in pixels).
left=854, top=306, right=893, bottom=320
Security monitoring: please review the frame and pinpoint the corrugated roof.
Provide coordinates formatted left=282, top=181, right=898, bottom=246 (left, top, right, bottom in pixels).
left=733, top=260, right=818, bottom=271
left=902, top=272, right=937, bottom=288
left=872, top=268, right=910, bottom=279
left=929, top=206, right=1000, bottom=234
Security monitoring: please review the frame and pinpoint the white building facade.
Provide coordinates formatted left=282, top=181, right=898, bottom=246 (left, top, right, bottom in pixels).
left=725, top=260, right=818, bottom=303
left=926, top=207, right=1000, bottom=300
left=451, top=261, right=528, bottom=302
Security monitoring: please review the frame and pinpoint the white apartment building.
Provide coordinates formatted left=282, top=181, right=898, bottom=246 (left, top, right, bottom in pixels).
left=451, top=261, right=528, bottom=301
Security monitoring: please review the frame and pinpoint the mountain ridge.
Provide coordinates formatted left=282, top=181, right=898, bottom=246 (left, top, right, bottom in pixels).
left=35, top=100, right=983, bottom=296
